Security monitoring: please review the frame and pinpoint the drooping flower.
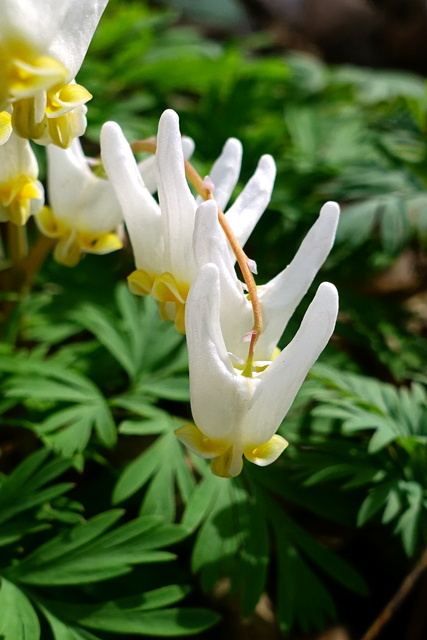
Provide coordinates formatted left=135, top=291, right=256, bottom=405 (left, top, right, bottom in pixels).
left=0, top=112, right=44, bottom=226
left=100, top=109, right=275, bottom=333
left=35, top=137, right=123, bottom=266
left=0, top=0, right=108, bottom=147
left=175, top=260, right=339, bottom=478
left=192, top=198, right=340, bottom=364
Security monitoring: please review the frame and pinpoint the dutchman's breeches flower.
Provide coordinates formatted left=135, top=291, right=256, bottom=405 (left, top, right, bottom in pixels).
left=192, top=198, right=340, bottom=364
left=101, top=109, right=275, bottom=333
left=0, top=114, right=44, bottom=225
left=176, top=263, right=339, bottom=478
left=35, top=138, right=123, bottom=266
left=0, top=0, right=108, bottom=147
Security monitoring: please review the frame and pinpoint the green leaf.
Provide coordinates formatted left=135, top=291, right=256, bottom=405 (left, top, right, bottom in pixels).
left=0, top=517, right=49, bottom=547
left=40, top=588, right=219, bottom=636
left=380, top=198, right=410, bottom=253
left=71, top=288, right=186, bottom=387
left=357, top=482, right=395, bottom=526
left=3, top=358, right=117, bottom=454
left=382, top=488, right=401, bottom=524
left=45, top=586, right=189, bottom=622
left=137, top=376, right=190, bottom=401
left=191, top=478, right=243, bottom=591
left=9, top=510, right=124, bottom=584
left=368, top=424, right=399, bottom=453
left=72, top=303, right=138, bottom=380
left=69, top=605, right=220, bottom=636
left=395, top=483, right=423, bottom=556
left=11, top=511, right=185, bottom=585
left=113, top=430, right=196, bottom=521
left=0, top=449, right=73, bottom=527
left=181, top=474, right=219, bottom=532
left=276, top=543, right=336, bottom=633
left=112, top=439, right=164, bottom=505
left=39, top=606, right=102, bottom=640
left=336, top=200, right=379, bottom=246
left=0, top=578, right=40, bottom=640
left=235, top=483, right=270, bottom=616
left=276, top=505, right=368, bottom=596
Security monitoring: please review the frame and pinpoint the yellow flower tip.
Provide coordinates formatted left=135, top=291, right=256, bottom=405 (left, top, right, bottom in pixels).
left=0, top=111, right=12, bottom=145
left=9, top=55, right=68, bottom=98
left=244, top=434, right=289, bottom=467
left=54, top=236, right=82, bottom=267
left=151, top=272, right=189, bottom=304
left=0, top=175, right=42, bottom=225
left=35, top=206, right=62, bottom=237
left=36, top=207, right=122, bottom=266
left=46, top=109, right=86, bottom=149
left=11, top=97, right=46, bottom=140
left=53, top=229, right=122, bottom=267
left=174, top=425, right=245, bottom=478
left=174, top=424, right=228, bottom=459
left=128, top=269, right=154, bottom=296
left=19, top=181, right=40, bottom=201
left=12, top=81, right=90, bottom=146
left=9, top=199, right=30, bottom=226
left=128, top=270, right=189, bottom=333
left=210, top=447, right=243, bottom=478
left=78, top=231, right=123, bottom=255
left=174, top=301, right=186, bottom=334
left=46, top=83, right=92, bottom=115
left=39, top=83, right=91, bottom=147
left=156, top=301, right=176, bottom=324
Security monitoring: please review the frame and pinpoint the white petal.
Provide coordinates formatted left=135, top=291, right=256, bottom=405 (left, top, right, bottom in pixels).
left=0, top=130, right=38, bottom=183
left=29, top=180, right=45, bottom=215
left=255, top=201, right=340, bottom=359
left=196, top=138, right=242, bottom=210
left=181, top=136, right=196, bottom=160
left=0, top=0, right=67, bottom=52
left=245, top=282, right=338, bottom=444
left=156, top=110, right=197, bottom=282
left=225, top=154, right=276, bottom=251
left=193, top=200, right=252, bottom=354
left=49, top=0, right=109, bottom=79
left=47, top=137, right=122, bottom=233
left=101, top=121, right=163, bottom=272
left=193, top=200, right=240, bottom=289
left=186, top=263, right=253, bottom=442
left=138, top=135, right=194, bottom=195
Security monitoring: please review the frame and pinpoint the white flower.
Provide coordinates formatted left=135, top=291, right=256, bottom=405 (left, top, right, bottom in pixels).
left=35, top=137, right=123, bottom=266
left=0, top=0, right=108, bottom=146
left=192, top=198, right=340, bottom=364
left=0, top=112, right=44, bottom=225
left=175, top=261, right=339, bottom=478
left=100, top=109, right=275, bottom=333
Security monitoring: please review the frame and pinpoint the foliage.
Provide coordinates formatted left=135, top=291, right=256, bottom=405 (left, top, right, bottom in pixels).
left=0, top=450, right=218, bottom=639
left=305, top=365, right=427, bottom=557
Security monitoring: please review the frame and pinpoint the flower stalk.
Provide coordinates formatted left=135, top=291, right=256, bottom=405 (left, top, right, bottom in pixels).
left=7, top=222, right=28, bottom=264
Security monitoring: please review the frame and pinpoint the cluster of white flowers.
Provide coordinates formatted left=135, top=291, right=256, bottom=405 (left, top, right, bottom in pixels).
left=1, top=0, right=339, bottom=477
left=0, top=0, right=108, bottom=227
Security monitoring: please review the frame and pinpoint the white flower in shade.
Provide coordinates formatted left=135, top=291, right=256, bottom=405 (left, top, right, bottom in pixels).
left=0, top=0, right=108, bottom=147
left=175, top=261, right=339, bottom=478
left=0, top=112, right=44, bottom=225
left=100, top=109, right=275, bottom=333
left=192, top=198, right=340, bottom=364
left=35, top=137, right=123, bottom=266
